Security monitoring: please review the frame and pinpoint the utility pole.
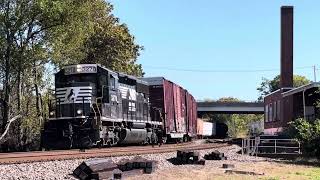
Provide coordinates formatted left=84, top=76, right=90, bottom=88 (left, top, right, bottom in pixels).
left=314, top=65, right=317, bottom=82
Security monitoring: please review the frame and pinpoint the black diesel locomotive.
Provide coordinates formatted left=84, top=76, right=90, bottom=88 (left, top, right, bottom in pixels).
left=42, top=64, right=162, bottom=149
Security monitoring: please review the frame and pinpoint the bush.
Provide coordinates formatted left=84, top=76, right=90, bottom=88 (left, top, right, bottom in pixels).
left=287, top=118, right=320, bottom=157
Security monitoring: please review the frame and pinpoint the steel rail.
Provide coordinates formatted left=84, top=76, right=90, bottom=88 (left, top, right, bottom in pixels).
left=0, top=143, right=229, bottom=164
left=0, top=142, right=193, bottom=159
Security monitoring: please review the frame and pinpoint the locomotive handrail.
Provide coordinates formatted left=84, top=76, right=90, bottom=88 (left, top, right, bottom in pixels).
left=91, top=103, right=97, bottom=125
left=95, top=98, right=102, bottom=115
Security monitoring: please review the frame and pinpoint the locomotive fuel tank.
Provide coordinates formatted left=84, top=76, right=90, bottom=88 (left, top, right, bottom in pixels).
left=118, top=128, right=147, bottom=144
left=131, top=122, right=146, bottom=129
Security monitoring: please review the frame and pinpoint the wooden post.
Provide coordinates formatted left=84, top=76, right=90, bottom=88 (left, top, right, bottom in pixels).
left=241, top=139, right=244, bottom=155
left=303, top=90, right=306, bottom=119
left=247, top=138, right=249, bottom=155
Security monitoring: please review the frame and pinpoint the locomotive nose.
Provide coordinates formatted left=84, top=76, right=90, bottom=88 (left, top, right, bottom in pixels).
left=54, top=85, right=93, bottom=119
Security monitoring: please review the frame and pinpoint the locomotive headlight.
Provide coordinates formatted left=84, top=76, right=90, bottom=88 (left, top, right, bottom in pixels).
left=76, top=109, right=83, bottom=115
left=49, top=111, right=54, bottom=116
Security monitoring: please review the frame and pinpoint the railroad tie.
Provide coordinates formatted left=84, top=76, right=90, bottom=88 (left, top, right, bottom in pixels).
left=73, top=156, right=157, bottom=180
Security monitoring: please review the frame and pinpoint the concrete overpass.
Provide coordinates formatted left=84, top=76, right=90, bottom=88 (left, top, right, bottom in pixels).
left=197, top=101, right=264, bottom=115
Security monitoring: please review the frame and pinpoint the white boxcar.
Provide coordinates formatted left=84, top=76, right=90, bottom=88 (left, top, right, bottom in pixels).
left=202, top=122, right=216, bottom=136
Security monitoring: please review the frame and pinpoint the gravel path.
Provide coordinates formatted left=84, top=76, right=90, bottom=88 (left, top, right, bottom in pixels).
left=0, top=144, right=269, bottom=180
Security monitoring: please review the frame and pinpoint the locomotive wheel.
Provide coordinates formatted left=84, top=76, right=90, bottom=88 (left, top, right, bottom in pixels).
left=64, top=137, right=73, bottom=149
left=183, top=135, right=188, bottom=142
left=106, top=141, right=112, bottom=147
left=57, top=137, right=72, bottom=150
left=151, top=133, right=158, bottom=145
left=162, top=137, right=167, bottom=144
left=97, top=139, right=104, bottom=148
left=79, top=136, right=93, bottom=148
left=145, top=137, right=151, bottom=144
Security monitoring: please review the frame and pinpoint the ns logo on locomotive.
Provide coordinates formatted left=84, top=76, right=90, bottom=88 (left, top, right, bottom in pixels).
left=41, top=64, right=197, bottom=149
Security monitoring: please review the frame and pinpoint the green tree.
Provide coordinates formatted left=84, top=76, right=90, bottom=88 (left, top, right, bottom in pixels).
left=1, top=0, right=73, bottom=134
left=257, top=75, right=310, bottom=101
left=202, top=98, right=214, bottom=102
left=227, top=114, right=262, bottom=138
left=0, top=0, right=143, bottom=151
left=217, top=97, right=240, bottom=102
left=287, top=118, right=320, bottom=157
left=50, top=1, right=144, bottom=77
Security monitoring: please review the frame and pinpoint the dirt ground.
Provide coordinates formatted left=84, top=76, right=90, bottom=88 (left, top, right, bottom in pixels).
left=127, top=160, right=320, bottom=180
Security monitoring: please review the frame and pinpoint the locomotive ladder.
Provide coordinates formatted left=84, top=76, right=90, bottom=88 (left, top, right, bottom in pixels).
left=90, top=97, right=102, bottom=126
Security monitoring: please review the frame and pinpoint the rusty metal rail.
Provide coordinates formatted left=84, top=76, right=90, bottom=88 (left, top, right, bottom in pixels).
left=0, top=142, right=229, bottom=164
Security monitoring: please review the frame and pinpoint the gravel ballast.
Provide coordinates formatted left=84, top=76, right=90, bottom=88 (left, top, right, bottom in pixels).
left=0, top=144, right=268, bottom=180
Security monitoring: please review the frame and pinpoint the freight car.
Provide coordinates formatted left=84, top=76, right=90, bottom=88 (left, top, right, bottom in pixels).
left=142, top=77, right=197, bottom=142
left=197, top=119, right=215, bottom=138
left=197, top=119, right=228, bottom=139
left=41, top=64, right=197, bottom=149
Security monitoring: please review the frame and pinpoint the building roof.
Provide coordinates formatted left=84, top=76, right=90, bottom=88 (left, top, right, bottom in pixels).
left=282, top=82, right=320, bottom=97
left=264, top=87, right=293, bottom=97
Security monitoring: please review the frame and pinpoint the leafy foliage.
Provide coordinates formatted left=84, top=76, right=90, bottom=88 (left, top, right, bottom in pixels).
left=226, top=114, right=262, bottom=138
left=257, top=75, right=310, bottom=101
left=0, top=0, right=143, bottom=151
left=217, top=97, right=240, bottom=102
left=287, top=118, right=320, bottom=157
left=50, top=1, right=144, bottom=76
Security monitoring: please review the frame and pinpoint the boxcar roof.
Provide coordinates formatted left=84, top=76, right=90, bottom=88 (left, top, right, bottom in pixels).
left=140, top=77, right=164, bottom=86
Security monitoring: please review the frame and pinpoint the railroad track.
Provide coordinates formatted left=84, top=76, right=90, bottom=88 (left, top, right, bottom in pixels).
left=0, top=142, right=230, bottom=164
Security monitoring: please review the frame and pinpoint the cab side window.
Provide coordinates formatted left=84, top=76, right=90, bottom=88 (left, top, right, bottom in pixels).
left=99, top=74, right=109, bottom=103
left=109, top=75, right=116, bottom=89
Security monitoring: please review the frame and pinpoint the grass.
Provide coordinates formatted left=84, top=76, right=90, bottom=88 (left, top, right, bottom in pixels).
left=127, top=160, right=320, bottom=180
left=258, top=166, right=320, bottom=180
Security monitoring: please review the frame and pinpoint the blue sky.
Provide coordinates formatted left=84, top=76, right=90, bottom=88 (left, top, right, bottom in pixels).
left=109, top=1, right=320, bottom=101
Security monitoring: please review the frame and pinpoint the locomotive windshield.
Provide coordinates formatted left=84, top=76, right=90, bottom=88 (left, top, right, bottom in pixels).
left=55, top=73, right=97, bottom=88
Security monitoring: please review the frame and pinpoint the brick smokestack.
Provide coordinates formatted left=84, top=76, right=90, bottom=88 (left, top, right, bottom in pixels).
left=280, top=6, right=294, bottom=88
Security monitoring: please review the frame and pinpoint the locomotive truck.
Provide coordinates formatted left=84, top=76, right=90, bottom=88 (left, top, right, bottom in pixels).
left=41, top=64, right=197, bottom=149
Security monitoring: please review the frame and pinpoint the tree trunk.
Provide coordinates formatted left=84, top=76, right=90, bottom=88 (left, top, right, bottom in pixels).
left=0, top=115, right=22, bottom=144
left=17, top=66, right=22, bottom=113
left=2, top=32, right=12, bottom=133
left=34, top=62, right=42, bottom=125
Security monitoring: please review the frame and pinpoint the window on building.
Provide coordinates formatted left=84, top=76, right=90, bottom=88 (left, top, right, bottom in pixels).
left=277, top=100, right=281, bottom=121
left=265, top=105, right=269, bottom=122
left=273, top=102, right=277, bottom=121
left=269, top=103, right=272, bottom=122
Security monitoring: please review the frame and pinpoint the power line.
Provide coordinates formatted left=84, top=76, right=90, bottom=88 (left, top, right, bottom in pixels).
left=144, top=65, right=315, bottom=73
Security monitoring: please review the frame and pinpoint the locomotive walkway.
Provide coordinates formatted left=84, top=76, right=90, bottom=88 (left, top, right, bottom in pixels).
left=0, top=142, right=229, bottom=164
left=197, top=101, right=264, bottom=115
